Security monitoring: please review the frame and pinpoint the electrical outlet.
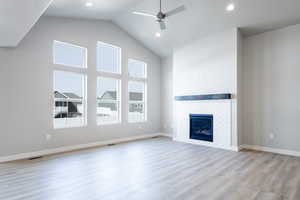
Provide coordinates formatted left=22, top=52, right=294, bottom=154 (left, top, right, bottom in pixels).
left=269, top=133, right=275, bottom=140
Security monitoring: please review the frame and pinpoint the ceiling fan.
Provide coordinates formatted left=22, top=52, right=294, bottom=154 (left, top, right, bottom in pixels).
left=132, top=0, right=186, bottom=31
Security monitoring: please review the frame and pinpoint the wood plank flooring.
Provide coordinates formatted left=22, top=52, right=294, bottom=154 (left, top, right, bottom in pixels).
left=1, top=137, right=300, bottom=200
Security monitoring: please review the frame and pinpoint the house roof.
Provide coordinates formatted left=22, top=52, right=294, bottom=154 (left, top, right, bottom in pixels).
left=63, top=92, right=82, bottom=99
left=54, top=91, right=67, bottom=99
left=54, top=91, right=82, bottom=99
left=98, top=91, right=143, bottom=101
left=100, top=91, right=117, bottom=100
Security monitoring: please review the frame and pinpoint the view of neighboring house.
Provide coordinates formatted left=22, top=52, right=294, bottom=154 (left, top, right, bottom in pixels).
left=54, top=90, right=144, bottom=120
left=97, top=91, right=117, bottom=113
left=98, top=91, right=143, bottom=114
left=54, top=91, right=83, bottom=118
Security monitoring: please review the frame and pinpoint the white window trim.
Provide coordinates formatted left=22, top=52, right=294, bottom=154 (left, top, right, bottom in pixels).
left=96, top=41, right=122, bottom=125
left=97, top=77, right=122, bottom=126
left=52, top=40, right=88, bottom=129
left=127, top=58, right=148, bottom=123
left=128, top=58, right=147, bottom=79
left=53, top=70, right=88, bottom=129
left=97, top=41, right=122, bottom=74
left=53, top=40, right=88, bottom=69
left=128, top=80, right=147, bottom=123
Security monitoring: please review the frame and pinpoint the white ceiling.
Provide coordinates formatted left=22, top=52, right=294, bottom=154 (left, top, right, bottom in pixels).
left=45, top=0, right=141, bottom=20
left=0, top=0, right=53, bottom=47
left=114, top=0, right=300, bottom=57
left=2, top=0, right=300, bottom=57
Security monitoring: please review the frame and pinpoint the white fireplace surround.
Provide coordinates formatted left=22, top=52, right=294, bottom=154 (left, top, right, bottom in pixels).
left=174, top=99, right=234, bottom=151
left=172, top=29, right=240, bottom=152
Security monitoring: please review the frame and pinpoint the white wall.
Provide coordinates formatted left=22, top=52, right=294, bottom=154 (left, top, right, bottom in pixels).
left=243, top=24, right=300, bottom=151
left=0, top=16, right=161, bottom=157
left=160, top=56, right=173, bottom=135
left=172, top=29, right=240, bottom=149
left=173, top=30, right=237, bottom=96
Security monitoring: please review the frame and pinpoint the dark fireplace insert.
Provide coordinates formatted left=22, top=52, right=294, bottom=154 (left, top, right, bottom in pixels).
left=190, top=114, right=213, bottom=142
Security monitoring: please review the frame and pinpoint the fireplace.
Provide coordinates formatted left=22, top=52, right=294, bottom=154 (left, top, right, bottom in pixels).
left=190, top=114, right=213, bottom=142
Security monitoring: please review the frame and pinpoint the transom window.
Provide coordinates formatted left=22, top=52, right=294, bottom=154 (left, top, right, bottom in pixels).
left=97, top=42, right=121, bottom=74
left=128, top=59, right=147, bottom=78
left=53, top=40, right=87, bottom=68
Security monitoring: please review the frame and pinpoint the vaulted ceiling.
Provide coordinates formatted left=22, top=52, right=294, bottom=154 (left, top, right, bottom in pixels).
left=45, top=0, right=141, bottom=20
left=2, top=0, right=300, bottom=57
left=0, top=0, right=53, bottom=47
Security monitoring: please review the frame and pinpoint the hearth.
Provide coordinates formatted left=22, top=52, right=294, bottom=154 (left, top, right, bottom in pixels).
left=190, top=114, right=213, bottom=142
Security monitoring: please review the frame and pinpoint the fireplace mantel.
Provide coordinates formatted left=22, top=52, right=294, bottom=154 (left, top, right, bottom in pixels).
left=175, top=93, right=232, bottom=101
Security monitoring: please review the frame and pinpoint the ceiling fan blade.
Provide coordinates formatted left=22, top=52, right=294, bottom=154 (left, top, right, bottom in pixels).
left=132, top=11, right=157, bottom=18
left=159, top=21, right=166, bottom=30
left=165, top=5, right=186, bottom=17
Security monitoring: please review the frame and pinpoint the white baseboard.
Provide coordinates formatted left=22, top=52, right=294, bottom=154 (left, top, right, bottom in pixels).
left=0, top=133, right=164, bottom=163
left=239, top=144, right=300, bottom=157
left=160, top=133, right=173, bottom=138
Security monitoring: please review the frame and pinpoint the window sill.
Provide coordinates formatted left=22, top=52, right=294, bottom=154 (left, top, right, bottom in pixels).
left=128, top=120, right=147, bottom=124
left=53, top=124, right=87, bottom=130
left=97, top=121, right=121, bottom=126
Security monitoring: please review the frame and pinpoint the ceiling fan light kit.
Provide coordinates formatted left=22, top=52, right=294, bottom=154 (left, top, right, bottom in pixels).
left=132, top=0, right=186, bottom=31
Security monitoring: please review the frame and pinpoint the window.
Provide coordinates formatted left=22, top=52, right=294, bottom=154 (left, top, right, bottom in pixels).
left=97, top=77, right=121, bottom=125
left=53, top=41, right=87, bottom=129
left=53, top=41, right=87, bottom=68
left=97, top=42, right=121, bottom=73
left=53, top=71, right=87, bottom=128
left=97, top=41, right=122, bottom=125
left=128, top=59, right=147, bottom=78
left=128, top=59, right=147, bottom=123
left=128, top=81, right=146, bottom=123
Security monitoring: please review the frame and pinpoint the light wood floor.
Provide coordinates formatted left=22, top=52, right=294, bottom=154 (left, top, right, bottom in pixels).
left=1, top=137, right=300, bottom=200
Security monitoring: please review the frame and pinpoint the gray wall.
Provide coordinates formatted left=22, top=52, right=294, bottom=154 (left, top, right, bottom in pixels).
left=242, top=24, right=300, bottom=151
left=236, top=29, right=244, bottom=146
left=0, top=16, right=161, bottom=157
left=0, top=49, right=10, bottom=146
left=160, top=56, right=173, bottom=135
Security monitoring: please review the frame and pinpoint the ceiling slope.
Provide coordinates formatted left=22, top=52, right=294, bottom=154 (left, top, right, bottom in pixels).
left=0, top=0, right=53, bottom=47
left=3, top=0, right=300, bottom=57
left=114, top=0, right=300, bottom=57
left=45, top=0, right=141, bottom=20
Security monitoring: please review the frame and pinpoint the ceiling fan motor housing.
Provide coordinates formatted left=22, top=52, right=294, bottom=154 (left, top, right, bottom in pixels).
left=157, top=11, right=166, bottom=20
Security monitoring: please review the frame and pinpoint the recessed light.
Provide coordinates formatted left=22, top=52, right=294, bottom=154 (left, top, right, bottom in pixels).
left=85, top=2, right=93, bottom=7
left=226, top=3, right=235, bottom=12
left=155, top=32, right=161, bottom=37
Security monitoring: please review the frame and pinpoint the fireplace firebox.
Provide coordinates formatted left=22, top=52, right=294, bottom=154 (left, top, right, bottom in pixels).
left=190, top=114, right=213, bottom=142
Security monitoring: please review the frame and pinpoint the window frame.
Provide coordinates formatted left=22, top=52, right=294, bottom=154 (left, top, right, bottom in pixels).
left=96, top=76, right=122, bottom=125
left=128, top=58, right=147, bottom=79
left=53, top=70, right=88, bottom=129
left=53, top=40, right=88, bottom=69
left=96, top=41, right=122, bottom=74
left=52, top=40, right=88, bottom=129
left=96, top=41, right=122, bottom=125
left=127, top=58, right=148, bottom=123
